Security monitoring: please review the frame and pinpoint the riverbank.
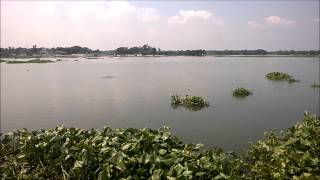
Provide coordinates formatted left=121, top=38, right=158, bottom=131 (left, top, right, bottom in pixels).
left=1, top=54, right=319, bottom=60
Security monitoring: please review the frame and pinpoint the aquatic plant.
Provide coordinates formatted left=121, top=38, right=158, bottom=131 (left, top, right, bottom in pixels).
left=311, top=82, right=320, bottom=88
left=6, top=59, right=54, bottom=64
left=0, top=126, right=237, bottom=179
left=246, top=112, right=320, bottom=179
left=232, top=87, right=252, bottom=97
left=0, top=113, right=319, bottom=179
left=86, top=57, right=99, bottom=59
left=170, top=94, right=210, bottom=110
left=266, top=72, right=300, bottom=83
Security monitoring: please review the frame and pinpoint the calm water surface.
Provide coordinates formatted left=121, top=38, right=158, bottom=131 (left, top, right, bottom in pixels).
left=1, top=56, right=319, bottom=151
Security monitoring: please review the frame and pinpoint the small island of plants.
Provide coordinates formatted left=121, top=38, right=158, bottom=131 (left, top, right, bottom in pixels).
left=232, top=87, right=252, bottom=98
left=1, top=112, right=319, bottom=179
left=170, top=94, right=210, bottom=111
left=265, top=72, right=300, bottom=83
left=6, top=59, right=55, bottom=64
left=311, top=82, right=320, bottom=88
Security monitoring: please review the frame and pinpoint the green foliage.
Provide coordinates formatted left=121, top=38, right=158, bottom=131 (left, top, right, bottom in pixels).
left=1, top=113, right=319, bottom=179
left=6, top=59, right=54, bottom=64
left=232, top=87, right=252, bottom=98
left=245, top=112, right=320, bottom=179
left=266, top=72, right=300, bottom=83
left=205, top=50, right=320, bottom=56
left=0, top=126, right=238, bottom=179
left=311, top=83, right=320, bottom=88
left=170, top=94, right=210, bottom=111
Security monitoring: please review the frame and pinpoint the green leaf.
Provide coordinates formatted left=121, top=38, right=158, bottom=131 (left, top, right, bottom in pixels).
left=166, top=176, right=176, bottom=180
left=142, top=154, right=150, bottom=164
left=159, top=149, right=167, bottom=155
left=195, top=172, right=206, bottom=176
left=122, top=143, right=131, bottom=151
left=74, top=160, right=84, bottom=169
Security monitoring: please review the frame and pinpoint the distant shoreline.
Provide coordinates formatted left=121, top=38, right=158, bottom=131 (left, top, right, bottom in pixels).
left=1, top=54, right=319, bottom=59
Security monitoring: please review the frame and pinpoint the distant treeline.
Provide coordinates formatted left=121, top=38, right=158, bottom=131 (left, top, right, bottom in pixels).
left=0, top=46, right=100, bottom=57
left=206, top=49, right=320, bottom=56
left=1, top=45, right=319, bottom=58
left=115, top=44, right=206, bottom=56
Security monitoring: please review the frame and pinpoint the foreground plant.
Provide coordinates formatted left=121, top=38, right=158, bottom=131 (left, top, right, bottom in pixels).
left=232, top=87, right=252, bottom=98
left=0, top=126, right=237, bottom=179
left=6, top=59, right=54, bottom=64
left=266, top=72, right=300, bottom=83
left=170, top=94, right=210, bottom=111
left=246, top=112, right=320, bottom=179
left=1, top=113, right=319, bottom=179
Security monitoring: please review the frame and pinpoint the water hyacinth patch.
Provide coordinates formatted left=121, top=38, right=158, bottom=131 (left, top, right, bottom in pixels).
left=246, top=112, right=320, bottom=179
left=232, top=87, right=252, bottom=98
left=170, top=94, right=210, bottom=111
left=266, top=72, right=300, bottom=83
left=0, top=126, right=238, bottom=179
left=311, top=82, right=320, bottom=88
left=0, top=112, right=319, bottom=179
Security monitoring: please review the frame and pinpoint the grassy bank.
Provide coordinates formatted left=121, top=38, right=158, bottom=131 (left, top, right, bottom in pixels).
left=1, top=112, right=319, bottom=179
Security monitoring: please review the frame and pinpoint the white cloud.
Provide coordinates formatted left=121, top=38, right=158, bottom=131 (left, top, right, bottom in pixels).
left=168, top=10, right=223, bottom=25
left=139, top=8, right=160, bottom=22
left=247, top=21, right=261, bottom=28
left=265, top=16, right=296, bottom=26
left=1, top=1, right=162, bottom=49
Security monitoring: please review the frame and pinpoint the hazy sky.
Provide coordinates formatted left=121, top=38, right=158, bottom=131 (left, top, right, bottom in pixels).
left=1, top=1, right=319, bottom=50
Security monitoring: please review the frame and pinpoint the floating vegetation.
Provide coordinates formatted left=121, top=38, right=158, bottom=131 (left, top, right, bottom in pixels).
left=6, top=59, right=54, bottom=64
left=311, top=82, right=320, bottom=88
left=1, top=113, right=319, bottom=179
left=101, top=76, right=115, bottom=79
left=266, top=72, right=300, bottom=83
left=86, top=57, right=99, bottom=59
left=170, top=94, right=210, bottom=111
left=232, top=87, right=252, bottom=97
left=246, top=112, right=320, bottom=179
left=0, top=126, right=236, bottom=179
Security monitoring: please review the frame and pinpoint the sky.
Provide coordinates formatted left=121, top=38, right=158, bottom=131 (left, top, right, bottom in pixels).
left=1, top=0, right=319, bottom=51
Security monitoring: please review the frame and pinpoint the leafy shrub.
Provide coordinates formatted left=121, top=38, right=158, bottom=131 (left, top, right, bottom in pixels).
left=170, top=94, right=210, bottom=111
left=232, top=87, right=252, bottom=98
left=266, top=72, right=300, bottom=83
